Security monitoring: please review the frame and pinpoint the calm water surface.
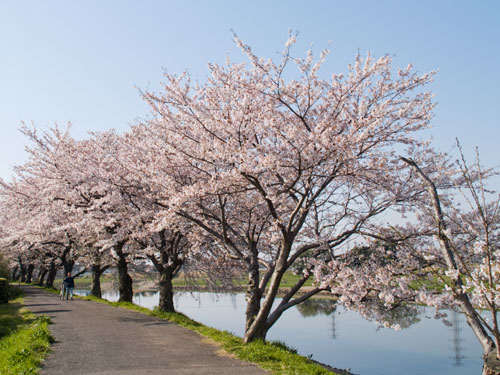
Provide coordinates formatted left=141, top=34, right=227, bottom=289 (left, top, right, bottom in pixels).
left=76, top=290, right=483, bottom=375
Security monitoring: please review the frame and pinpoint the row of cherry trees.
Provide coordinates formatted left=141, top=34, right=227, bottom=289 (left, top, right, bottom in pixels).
left=0, top=125, right=191, bottom=310
left=1, top=35, right=498, bottom=369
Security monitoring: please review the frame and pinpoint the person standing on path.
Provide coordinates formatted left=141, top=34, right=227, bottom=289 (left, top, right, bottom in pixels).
left=63, top=272, right=75, bottom=300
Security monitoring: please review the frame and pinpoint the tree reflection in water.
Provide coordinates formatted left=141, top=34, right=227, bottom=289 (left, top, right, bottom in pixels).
left=450, top=308, right=465, bottom=366
left=296, top=298, right=338, bottom=339
left=296, top=298, right=337, bottom=317
left=297, top=297, right=422, bottom=333
left=361, top=298, right=422, bottom=330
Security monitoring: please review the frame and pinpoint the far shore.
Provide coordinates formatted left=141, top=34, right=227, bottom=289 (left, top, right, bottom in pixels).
left=70, top=276, right=337, bottom=299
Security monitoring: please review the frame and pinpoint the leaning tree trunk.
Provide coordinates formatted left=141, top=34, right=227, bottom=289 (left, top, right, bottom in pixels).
left=44, top=262, right=57, bottom=288
left=25, top=264, right=35, bottom=284
left=402, top=158, right=497, bottom=354
left=115, top=243, right=133, bottom=303
left=403, top=157, right=498, bottom=367
left=483, top=350, right=500, bottom=375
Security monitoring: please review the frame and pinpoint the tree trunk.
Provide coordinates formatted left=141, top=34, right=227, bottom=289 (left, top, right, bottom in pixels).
left=483, top=350, right=500, bottom=375
left=25, top=264, right=34, bottom=284
left=148, top=237, right=184, bottom=313
left=60, top=246, right=75, bottom=275
left=63, top=259, right=74, bottom=275
left=20, top=263, right=27, bottom=283
left=457, top=295, right=496, bottom=355
left=37, top=267, right=48, bottom=286
left=403, top=158, right=497, bottom=356
left=158, top=267, right=176, bottom=312
left=115, top=244, right=133, bottom=303
left=244, top=262, right=262, bottom=334
left=11, top=266, right=19, bottom=281
left=91, top=264, right=109, bottom=298
left=91, top=265, right=102, bottom=298
left=243, top=243, right=291, bottom=343
left=44, top=262, right=57, bottom=288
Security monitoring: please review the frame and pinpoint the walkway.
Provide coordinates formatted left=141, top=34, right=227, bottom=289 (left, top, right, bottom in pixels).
left=21, top=286, right=266, bottom=375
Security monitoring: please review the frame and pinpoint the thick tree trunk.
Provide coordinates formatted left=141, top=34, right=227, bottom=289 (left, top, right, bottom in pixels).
left=243, top=243, right=292, bottom=343
left=37, top=267, right=48, bottom=286
left=62, top=259, right=74, bottom=275
left=91, top=264, right=109, bottom=298
left=60, top=246, right=75, bottom=275
left=243, top=306, right=270, bottom=342
left=118, top=267, right=133, bottom=303
left=244, top=262, right=262, bottom=334
left=115, top=244, right=133, bottom=303
left=158, top=267, right=175, bottom=312
left=148, top=231, right=187, bottom=313
left=44, top=263, right=57, bottom=288
left=25, top=264, right=34, bottom=284
left=91, top=265, right=103, bottom=298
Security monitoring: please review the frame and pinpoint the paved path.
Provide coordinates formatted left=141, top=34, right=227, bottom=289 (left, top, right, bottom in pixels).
left=21, top=286, right=266, bottom=375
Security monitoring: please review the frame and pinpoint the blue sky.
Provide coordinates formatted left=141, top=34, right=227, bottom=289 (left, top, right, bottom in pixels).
left=1, top=0, right=499, bottom=181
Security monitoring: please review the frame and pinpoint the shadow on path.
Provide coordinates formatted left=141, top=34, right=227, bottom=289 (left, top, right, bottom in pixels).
left=32, top=309, right=72, bottom=314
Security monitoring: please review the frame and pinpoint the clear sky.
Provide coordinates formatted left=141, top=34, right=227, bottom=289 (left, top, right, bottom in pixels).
left=1, top=0, right=499, bottom=181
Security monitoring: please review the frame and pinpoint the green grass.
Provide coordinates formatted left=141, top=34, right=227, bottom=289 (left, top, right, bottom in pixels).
left=279, top=273, right=314, bottom=288
left=170, top=271, right=314, bottom=289
left=0, top=287, right=53, bottom=375
left=409, top=277, right=445, bottom=293
left=44, top=270, right=312, bottom=291
left=81, top=294, right=336, bottom=374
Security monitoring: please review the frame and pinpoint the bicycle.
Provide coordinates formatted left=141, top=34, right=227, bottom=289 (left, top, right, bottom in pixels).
left=59, top=282, right=68, bottom=300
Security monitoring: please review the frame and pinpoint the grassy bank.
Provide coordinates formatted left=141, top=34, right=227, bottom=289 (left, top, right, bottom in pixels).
left=0, top=286, right=53, bottom=375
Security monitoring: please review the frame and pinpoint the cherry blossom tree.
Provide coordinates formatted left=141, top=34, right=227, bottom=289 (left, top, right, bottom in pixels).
left=140, top=33, right=436, bottom=342
left=0, top=173, right=55, bottom=285
left=314, top=145, right=500, bottom=374
left=1, top=122, right=194, bottom=307
left=110, top=126, right=197, bottom=312
left=0, top=125, right=118, bottom=294
left=402, top=149, right=500, bottom=374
